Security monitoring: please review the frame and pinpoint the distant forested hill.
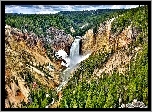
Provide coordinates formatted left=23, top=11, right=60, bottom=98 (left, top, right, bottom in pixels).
left=5, top=13, right=74, bottom=37
left=58, top=9, right=126, bottom=36
left=5, top=9, right=126, bottom=37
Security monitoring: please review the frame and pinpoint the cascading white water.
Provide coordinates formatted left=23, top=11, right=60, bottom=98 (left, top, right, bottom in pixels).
left=56, top=37, right=91, bottom=92
left=70, top=39, right=80, bottom=59
left=69, top=38, right=81, bottom=67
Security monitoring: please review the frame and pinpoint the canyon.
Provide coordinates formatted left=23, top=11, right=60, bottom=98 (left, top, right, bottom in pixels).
left=4, top=5, right=148, bottom=108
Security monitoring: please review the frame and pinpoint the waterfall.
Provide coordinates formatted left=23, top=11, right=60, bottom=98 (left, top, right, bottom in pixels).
left=70, top=39, right=80, bottom=59
left=56, top=37, right=91, bottom=93
left=69, top=38, right=81, bottom=68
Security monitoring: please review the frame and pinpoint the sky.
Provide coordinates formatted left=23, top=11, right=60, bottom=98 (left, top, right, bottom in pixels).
left=5, top=5, right=139, bottom=14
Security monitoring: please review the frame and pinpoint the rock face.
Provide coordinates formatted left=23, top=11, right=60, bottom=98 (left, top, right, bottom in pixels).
left=93, top=49, right=133, bottom=77
left=81, top=20, right=112, bottom=55
left=81, top=18, right=141, bottom=55
left=81, top=17, right=142, bottom=77
left=5, top=25, right=63, bottom=108
left=70, top=27, right=75, bottom=33
left=46, top=27, right=74, bottom=55
left=81, top=29, right=95, bottom=55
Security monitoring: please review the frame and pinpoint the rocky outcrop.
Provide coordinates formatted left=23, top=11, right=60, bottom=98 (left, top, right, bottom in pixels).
left=46, top=27, right=74, bottom=55
left=81, top=17, right=142, bottom=78
left=70, top=27, right=75, bottom=33
left=81, top=29, right=95, bottom=55
left=5, top=25, right=64, bottom=108
left=93, top=45, right=142, bottom=78
left=81, top=19, right=112, bottom=55
left=81, top=17, right=141, bottom=55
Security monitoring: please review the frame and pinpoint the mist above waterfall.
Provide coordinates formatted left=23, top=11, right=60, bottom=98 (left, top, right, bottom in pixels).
left=55, top=49, right=70, bottom=67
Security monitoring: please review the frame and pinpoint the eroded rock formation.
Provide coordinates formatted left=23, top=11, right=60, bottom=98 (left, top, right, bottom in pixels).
left=81, top=18, right=141, bottom=55
left=80, top=17, right=142, bottom=78
left=46, top=27, right=74, bottom=55
left=5, top=25, right=64, bottom=108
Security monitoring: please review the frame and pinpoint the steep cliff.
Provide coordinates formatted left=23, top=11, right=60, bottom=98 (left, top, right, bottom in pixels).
left=81, top=19, right=114, bottom=55
left=81, top=16, right=141, bottom=55
left=5, top=25, right=64, bottom=108
left=81, top=29, right=95, bottom=55
left=80, top=16, right=142, bottom=76
left=45, top=27, right=74, bottom=55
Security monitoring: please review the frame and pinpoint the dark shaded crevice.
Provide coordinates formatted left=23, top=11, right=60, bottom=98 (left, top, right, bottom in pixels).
left=5, top=89, right=8, bottom=99
left=79, top=39, right=82, bottom=55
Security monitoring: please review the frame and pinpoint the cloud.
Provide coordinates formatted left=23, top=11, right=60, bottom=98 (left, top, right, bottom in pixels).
left=37, top=5, right=45, bottom=9
left=125, top=5, right=140, bottom=9
left=111, top=5, right=139, bottom=9
left=111, top=5, right=121, bottom=9
left=5, top=5, right=140, bottom=14
left=36, top=10, right=59, bottom=14
left=5, top=5, right=36, bottom=14
left=5, top=5, right=58, bottom=14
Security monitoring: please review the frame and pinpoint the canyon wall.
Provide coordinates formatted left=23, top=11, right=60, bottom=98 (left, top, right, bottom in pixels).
left=81, top=18, right=140, bottom=55
left=5, top=25, right=66, bottom=108
left=46, top=27, right=74, bottom=55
